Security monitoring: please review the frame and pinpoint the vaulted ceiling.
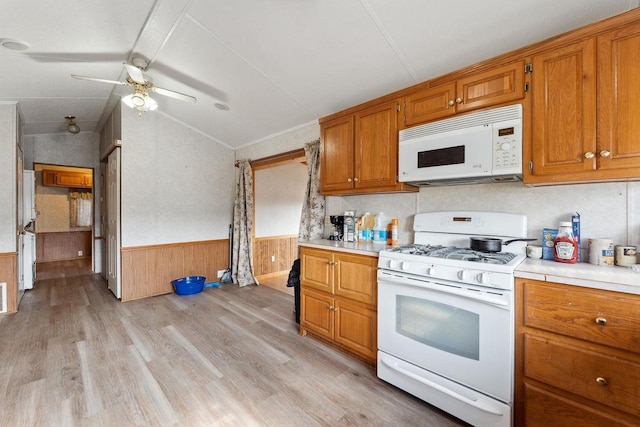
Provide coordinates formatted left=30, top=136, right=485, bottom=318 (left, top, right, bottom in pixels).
left=1, top=0, right=637, bottom=149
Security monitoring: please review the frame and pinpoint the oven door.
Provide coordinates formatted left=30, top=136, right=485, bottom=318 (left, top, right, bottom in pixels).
left=377, top=270, right=513, bottom=402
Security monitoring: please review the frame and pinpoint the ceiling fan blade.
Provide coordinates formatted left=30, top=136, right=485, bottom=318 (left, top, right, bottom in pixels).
left=71, top=75, right=129, bottom=86
left=152, top=86, right=197, bottom=104
left=124, top=63, right=146, bottom=84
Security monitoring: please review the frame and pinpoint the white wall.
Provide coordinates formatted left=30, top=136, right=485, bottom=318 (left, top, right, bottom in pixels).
left=254, top=163, right=307, bottom=237
left=0, top=103, right=17, bottom=253
left=120, top=108, right=235, bottom=246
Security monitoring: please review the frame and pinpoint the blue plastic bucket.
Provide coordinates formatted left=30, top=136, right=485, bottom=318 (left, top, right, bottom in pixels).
left=172, top=276, right=206, bottom=295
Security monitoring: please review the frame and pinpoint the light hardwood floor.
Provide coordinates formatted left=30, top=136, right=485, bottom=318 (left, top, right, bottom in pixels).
left=0, top=262, right=467, bottom=426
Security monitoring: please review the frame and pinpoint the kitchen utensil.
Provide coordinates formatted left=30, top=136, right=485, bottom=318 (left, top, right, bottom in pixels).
left=470, top=237, right=536, bottom=252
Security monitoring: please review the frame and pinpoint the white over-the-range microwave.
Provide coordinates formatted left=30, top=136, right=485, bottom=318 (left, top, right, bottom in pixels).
left=398, top=104, right=522, bottom=186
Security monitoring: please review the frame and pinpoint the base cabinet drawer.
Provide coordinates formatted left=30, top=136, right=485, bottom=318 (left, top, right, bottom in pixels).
left=524, top=334, right=640, bottom=416
left=524, top=384, right=635, bottom=427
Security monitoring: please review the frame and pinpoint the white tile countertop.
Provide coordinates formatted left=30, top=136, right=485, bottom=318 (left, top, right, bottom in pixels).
left=298, top=239, right=391, bottom=257
left=515, top=258, right=640, bottom=295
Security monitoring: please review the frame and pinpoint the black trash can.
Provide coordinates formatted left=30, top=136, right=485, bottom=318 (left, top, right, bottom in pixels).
left=286, top=258, right=300, bottom=324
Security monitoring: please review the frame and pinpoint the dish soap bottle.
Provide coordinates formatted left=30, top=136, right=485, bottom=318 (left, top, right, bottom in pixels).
left=553, top=221, right=578, bottom=263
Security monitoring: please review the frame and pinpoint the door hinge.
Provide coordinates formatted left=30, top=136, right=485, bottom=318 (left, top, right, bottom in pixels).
left=524, top=63, right=533, bottom=74
left=396, top=103, right=401, bottom=112
left=524, top=82, right=530, bottom=93
left=528, top=160, right=534, bottom=173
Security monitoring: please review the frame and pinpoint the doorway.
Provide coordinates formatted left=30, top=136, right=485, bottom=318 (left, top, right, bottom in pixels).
left=32, top=163, right=94, bottom=278
left=251, top=149, right=306, bottom=295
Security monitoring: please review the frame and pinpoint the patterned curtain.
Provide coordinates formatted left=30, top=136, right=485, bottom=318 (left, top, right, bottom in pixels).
left=299, top=139, right=325, bottom=240
left=69, top=190, right=92, bottom=228
left=232, top=160, right=258, bottom=287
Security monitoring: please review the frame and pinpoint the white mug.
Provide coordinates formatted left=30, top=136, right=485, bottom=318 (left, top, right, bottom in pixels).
left=526, top=245, right=543, bottom=259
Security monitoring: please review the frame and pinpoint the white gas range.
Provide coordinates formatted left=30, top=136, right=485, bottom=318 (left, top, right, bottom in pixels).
left=377, top=211, right=529, bottom=427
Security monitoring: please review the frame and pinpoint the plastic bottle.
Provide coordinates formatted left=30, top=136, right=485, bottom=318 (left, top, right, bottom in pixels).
left=362, top=212, right=374, bottom=241
left=391, top=218, right=399, bottom=247
left=373, top=213, right=388, bottom=243
left=553, top=221, right=578, bottom=263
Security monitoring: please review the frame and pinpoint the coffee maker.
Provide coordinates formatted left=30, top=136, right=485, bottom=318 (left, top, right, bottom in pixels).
left=329, top=215, right=345, bottom=240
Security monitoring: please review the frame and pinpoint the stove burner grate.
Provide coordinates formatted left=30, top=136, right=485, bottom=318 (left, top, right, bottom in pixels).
left=389, top=244, right=518, bottom=265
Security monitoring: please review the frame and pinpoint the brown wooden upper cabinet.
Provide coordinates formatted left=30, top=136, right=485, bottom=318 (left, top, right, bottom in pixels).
left=43, top=169, right=92, bottom=188
left=526, top=20, right=640, bottom=184
left=400, top=61, right=526, bottom=128
left=320, top=100, right=418, bottom=195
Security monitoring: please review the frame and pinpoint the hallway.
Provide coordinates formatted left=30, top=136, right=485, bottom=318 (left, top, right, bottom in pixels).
left=0, top=263, right=465, bottom=426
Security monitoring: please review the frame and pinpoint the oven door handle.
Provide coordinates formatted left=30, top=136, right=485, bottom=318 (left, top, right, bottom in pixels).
left=378, top=274, right=509, bottom=308
left=380, top=356, right=505, bottom=416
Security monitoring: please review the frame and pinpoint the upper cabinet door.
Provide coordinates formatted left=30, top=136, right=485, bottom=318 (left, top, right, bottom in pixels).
left=354, top=101, right=399, bottom=190
left=403, top=82, right=457, bottom=127
left=530, top=39, right=597, bottom=177
left=456, top=60, right=525, bottom=113
left=597, top=22, right=640, bottom=173
left=320, top=115, right=354, bottom=193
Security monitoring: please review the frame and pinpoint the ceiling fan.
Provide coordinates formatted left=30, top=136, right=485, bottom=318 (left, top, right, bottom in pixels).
left=71, top=58, right=197, bottom=113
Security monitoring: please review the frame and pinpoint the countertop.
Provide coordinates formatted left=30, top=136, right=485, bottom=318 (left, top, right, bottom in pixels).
left=515, top=258, right=640, bottom=295
left=298, top=239, right=392, bottom=257
left=299, top=240, right=640, bottom=296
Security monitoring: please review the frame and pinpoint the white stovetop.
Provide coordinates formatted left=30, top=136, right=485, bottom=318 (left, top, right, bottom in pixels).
left=516, top=258, right=640, bottom=295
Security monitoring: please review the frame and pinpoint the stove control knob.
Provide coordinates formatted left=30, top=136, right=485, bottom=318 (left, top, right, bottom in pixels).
left=477, top=272, right=491, bottom=284
left=427, top=266, right=436, bottom=276
left=457, top=269, right=470, bottom=281
left=389, top=259, right=398, bottom=269
left=401, top=261, right=411, bottom=271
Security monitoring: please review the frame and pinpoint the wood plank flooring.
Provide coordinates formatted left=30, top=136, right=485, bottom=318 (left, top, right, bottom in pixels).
left=0, top=262, right=467, bottom=426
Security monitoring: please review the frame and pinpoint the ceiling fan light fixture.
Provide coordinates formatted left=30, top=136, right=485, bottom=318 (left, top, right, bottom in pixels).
left=123, top=88, right=157, bottom=112
left=65, top=115, right=80, bottom=134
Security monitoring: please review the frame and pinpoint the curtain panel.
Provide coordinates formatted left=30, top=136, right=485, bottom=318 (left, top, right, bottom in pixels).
left=232, top=160, right=258, bottom=287
left=299, top=139, right=325, bottom=241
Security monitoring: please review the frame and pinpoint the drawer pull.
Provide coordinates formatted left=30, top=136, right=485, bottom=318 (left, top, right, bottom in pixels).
left=595, top=317, right=607, bottom=326
left=596, top=377, right=608, bottom=387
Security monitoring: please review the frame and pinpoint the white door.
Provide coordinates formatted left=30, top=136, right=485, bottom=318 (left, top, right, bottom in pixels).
left=106, top=148, right=121, bottom=298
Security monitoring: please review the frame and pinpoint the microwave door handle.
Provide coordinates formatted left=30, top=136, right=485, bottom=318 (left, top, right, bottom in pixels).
left=379, top=356, right=505, bottom=416
left=378, top=273, right=509, bottom=308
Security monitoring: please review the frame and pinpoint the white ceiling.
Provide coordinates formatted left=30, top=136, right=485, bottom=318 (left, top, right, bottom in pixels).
left=1, top=0, right=637, bottom=149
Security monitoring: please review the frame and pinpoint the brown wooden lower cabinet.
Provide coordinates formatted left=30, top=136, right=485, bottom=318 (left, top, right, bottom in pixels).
left=299, top=246, right=377, bottom=365
left=515, top=278, right=640, bottom=426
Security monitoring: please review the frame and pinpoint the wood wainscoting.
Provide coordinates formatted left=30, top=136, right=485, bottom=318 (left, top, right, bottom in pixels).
left=37, top=230, right=92, bottom=262
left=253, top=235, right=299, bottom=278
left=121, top=239, right=229, bottom=302
left=0, top=252, right=17, bottom=314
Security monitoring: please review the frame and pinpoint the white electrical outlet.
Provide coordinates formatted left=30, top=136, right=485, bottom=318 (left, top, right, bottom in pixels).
left=78, top=250, right=83, bottom=256
left=217, top=269, right=226, bottom=278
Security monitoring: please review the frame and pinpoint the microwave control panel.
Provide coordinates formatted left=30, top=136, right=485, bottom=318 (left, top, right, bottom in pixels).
left=492, top=119, right=521, bottom=174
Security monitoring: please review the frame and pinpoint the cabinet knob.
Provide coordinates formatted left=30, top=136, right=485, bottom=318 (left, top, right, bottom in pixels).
left=584, top=152, right=595, bottom=159
left=600, top=150, right=611, bottom=158
left=327, top=305, right=334, bottom=311
left=327, top=261, right=336, bottom=266
left=353, top=177, right=359, bottom=182
left=455, top=97, right=462, bottom=104
left=595, top=317, right=607, bottom=326
left=347, top=178, right=352, bottom=182
left=595, top=377, right=608, bottom=387
left=448, top=100, right=455, bottom=106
